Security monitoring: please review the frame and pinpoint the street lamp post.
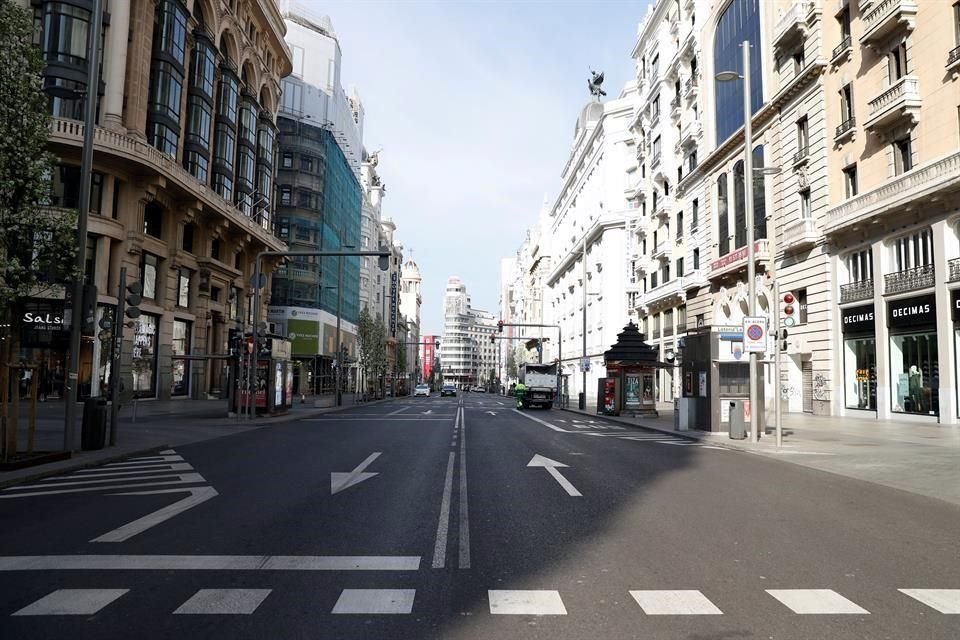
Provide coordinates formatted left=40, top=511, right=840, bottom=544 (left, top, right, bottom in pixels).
left=581, top=235, right=587, bottom=410
left=62, top=0, right=104, bottom=451
left=717, top=41, right=761, bottom=443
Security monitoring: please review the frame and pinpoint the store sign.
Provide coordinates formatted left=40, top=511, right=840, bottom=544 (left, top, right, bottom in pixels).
left=841, top=305, right=875, bottom=334
left=389, top=271, right=398, bottom=337
left=20, top=299, right=68, bottom=348
left=887, top=294, right=937, bottom=328
left=952, top=289, right=960, bottom=322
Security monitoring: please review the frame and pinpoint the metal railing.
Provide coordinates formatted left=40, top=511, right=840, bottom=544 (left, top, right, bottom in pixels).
left=835, top=117, right=856, bottom=138
left=833, top=35, right=852, bottom=60
left=792, top=146, right=809, bottom=164
left=949, top=258, right=960, bottom=282
left=868, top=76, right=919, bottom=118
left=840, top=279, right=874, bottom=303
left=948, top=45, right=960, bottom=68
left=884, top=264, right=934, bottom=294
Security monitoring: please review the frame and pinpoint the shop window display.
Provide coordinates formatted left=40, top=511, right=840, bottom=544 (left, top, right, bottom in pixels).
left=890, top=333, right=938, bottom=415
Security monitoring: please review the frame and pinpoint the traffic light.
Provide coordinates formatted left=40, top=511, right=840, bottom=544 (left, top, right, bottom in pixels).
left=497, top=320, right=503, bottom=333
left=490, top=335, right=496, bottom=344
left=98, top=307, right=114, bottom=343
left=81, top=284, right=98, bottom=336
left=124, top=282, right=143, bottom=320
left=228, top=328, right=241, bottom=357
left=378, top=246, right=390, bottom=271
left=781, top=291, right=796, bottom=328
left=780, top=328, right=789, bottom=353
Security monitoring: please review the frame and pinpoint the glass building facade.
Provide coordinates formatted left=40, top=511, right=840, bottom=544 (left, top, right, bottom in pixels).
left=713, top=0, right=763, bottom=143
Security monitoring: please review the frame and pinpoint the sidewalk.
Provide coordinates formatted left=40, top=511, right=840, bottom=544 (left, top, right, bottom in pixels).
left=562, top=403, right=960, bottom=507
left=0, top=393, right=384, bottom=488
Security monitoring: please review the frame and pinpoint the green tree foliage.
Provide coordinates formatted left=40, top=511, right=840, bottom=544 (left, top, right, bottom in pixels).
left=0, top=0, right=78, bottom=315
left=505, top=348, right=518, bottom=380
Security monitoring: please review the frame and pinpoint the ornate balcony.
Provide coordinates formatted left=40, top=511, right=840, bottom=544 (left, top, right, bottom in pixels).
left=860, top=0, right=917, bottom=47
left=684, top=75, right=699, bottom=100
left=635, top=256, right=653, bottom=275
left=670, top=94, right=681, bottom=119
left=884, top=264, right=934, bottom=294
left=652, top=241, right=673, bottom=261
left=792, top=146, right=809, bottom=167
left=835, top=116, right=856, bottom=142
left=774, top=1, right=813, bottom=53
left=824, top=151, right=960, bottom=236
left=631, top=215, right=650, bottom=237
left=840, top=279, right=874, bottom=303
left=645, top=278, right=684, bottom=308
left=708, top=240, right=771, bottom=281
left=949, top=258, right=960, bottom=282
left=832, top=35, right=852, bottom=62
left=780, top=218, right=818, bottom=251
left=681, top=269, right=705, bottom=291
left=653, top=195, right=674, bottom=220
left=679, top=120, right=702, bottom=150
left=864, top=76, right=920, bottom=133
left=624, top=173, right=649, bottom=199
left=948, top=45, right=960, bottom=71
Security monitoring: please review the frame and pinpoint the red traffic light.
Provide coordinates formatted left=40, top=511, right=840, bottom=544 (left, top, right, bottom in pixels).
left=783, top=293, right=795, bottom=304
left=784, top=304, right=795, bottom=315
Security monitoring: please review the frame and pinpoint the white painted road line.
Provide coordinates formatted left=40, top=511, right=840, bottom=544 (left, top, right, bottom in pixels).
left=332, top=589, right=415, bottom=614
left=432, top=452, right=456, bottom=569
left=488, top=590, right=567, bottom=615
left=330, top=452, right=381, bottom=495
left=0, top=473, right=207, bottom=498
left=766, top=589, right=869, bottom=614
left=12, top=589, right=129, bottom=616
left=12, top=472, right=190, bottom=490
left=527, top=454, right=582, bottom=497
left=899, top=589, right=960, bottom=613
left=173, top=589, right=272, bottom=615
left=91, top=486, right=219, bottom=543
left=512, top=409, right=569, bottom=432
left=458, top=406, right=470, bottom=569
left=629, top=590, right=723, bottom=615
left=0, top=555, right=421, bottom=571
left=387, top=406, right=409, bottom=415
left=66, top=463, right=195, bottom=478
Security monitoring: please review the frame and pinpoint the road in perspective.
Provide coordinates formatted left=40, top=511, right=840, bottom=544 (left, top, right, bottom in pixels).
left=2, top=394, right=958, bottom=639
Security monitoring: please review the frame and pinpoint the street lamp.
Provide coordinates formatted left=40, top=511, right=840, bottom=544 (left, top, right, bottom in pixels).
left=716, top=40, right=760, bottom=443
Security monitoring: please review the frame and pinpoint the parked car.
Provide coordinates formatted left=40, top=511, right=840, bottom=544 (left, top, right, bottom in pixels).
left=440, top=384, right=457, bottom=397
left=471, top=386, right=486, bottom=393
left=414, top=384, right=430, bottom=397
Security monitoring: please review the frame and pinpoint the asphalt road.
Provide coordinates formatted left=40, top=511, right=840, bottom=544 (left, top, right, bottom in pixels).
left=1, top=394, right=957, bottom=639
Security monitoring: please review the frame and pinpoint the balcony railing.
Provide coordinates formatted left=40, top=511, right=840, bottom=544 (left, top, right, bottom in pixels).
left=948, top=45, right=960, bottom=69
left=671, top=95, right=681, bottom=112
left=832, top=35, right=852, bottom=61
left=835, top=116, right=856, bottom=140
left=949, top=258, right=960, bottom=282
left=684, top=76, right=699, bottom=97
left=780, top=217, right=818, bottom=250
left=840, top=279, right=874, bottom=303
left=824, top=150, right=960, bottom=235
left=663, top=325, right=674, bottom=337
left=654, top=195, right=674, bottom=218
left=792, top=146, right=809, bottom=165
left=774, top=1, right=811, bottom=50
left=860, top=0, right=917, bottom=46
left=884, top=264, right=935, bottom=294
left=865, top=76, right=920, bottom=132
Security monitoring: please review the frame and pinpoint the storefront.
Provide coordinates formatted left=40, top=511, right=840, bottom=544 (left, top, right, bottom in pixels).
left=841, top=305, right=877, bottom=412
left=171, top=319, right=192, bottom=397
left=132, top=313, right=159, bottom=398
left=887, top=294, right=938, bottom=417
left=953, top=289, right=960, bottom=417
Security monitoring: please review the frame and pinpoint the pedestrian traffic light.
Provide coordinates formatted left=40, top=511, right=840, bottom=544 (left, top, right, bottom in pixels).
left=228, top=328, right=241, bottom=357
left=497, top=320, right=503, bottom=333
left=124, top=282, right=143, bottom=319
left=490, top=335, right=496, bottom=344
left=781, top=291, right=796, bottom=328
left=780, top=328, right=789, bottom=353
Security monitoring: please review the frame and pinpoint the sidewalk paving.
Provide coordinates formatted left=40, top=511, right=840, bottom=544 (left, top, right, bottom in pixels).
left=0, top=394, right=386, bottom=488
left=562, top=403, right=960, bottom=508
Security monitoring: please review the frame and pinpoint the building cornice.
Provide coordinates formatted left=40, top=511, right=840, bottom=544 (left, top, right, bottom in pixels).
left=546, top=215, right=625, bottom=287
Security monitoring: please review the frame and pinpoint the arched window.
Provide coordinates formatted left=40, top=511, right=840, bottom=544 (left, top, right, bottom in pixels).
left=713, top=0, right=763, bottom=142
left=717, top=174, right=729, bottom=256
left=733, top=160, right=745, bottom=249
left=753, top=145, right=767, bottom=240
left=183, top=4, right=216, bottom=183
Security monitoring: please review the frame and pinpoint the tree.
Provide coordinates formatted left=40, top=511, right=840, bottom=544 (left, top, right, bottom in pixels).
left=356, top=306, right=376, bottom=397
left=505, top=348, right=518, bottom=380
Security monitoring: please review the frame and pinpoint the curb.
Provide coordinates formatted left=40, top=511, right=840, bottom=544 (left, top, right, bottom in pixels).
left=558, top=406, right=701, bottom=442
left=0, top=444, right=171, bottom=490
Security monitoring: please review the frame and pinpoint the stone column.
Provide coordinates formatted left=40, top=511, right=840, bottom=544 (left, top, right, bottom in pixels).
left=103, top=0, right=131, bottom=129
left=872, top=238, right=890, bottom=421
left=932, top=219, right=957, bottom=424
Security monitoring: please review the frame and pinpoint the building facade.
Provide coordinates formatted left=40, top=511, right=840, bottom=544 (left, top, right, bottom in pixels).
left=440, top=277, right=497, bottom=388
left=400, top=258, right=422, bottom=384
left=22, top=0, right=291, bottom=401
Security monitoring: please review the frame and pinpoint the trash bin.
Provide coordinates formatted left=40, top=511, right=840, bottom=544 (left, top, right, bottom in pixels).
left=82, top=397, right=108, bottom=451
left=729, top=400, right=745, bottom=440
left=578, top=392, right=585, bottom=410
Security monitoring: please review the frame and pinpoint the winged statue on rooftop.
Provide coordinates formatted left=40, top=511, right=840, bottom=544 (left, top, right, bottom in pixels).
left=588, top=69, right=606, bottom=99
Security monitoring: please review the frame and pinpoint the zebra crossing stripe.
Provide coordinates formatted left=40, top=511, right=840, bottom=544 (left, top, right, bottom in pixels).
left=173, top=589, right=272, bottom=615
left=12, top=589, right=129, bottom=616
left=899, top=589, right=960, bottom=614
left=766, top=589, right=869, bottom=614
left=488, top=590, right=567, bottom=615
left=332, top=589, right=415, bottom=614
left=629, top=590, right=723, bottom=615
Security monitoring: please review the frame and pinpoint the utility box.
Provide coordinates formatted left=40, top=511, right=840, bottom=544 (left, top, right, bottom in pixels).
left=729, top=400, right=745, bottom=440
left=675, top=397, right=695, bottom=431
left=81, top=398, right=108, bottom=450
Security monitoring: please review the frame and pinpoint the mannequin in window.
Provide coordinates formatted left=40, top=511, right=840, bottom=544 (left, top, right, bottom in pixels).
left=908, top=365, right=923, bottom=412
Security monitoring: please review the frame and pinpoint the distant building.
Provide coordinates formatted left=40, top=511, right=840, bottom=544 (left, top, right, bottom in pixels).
left=441, top=277, right=499, bottom=388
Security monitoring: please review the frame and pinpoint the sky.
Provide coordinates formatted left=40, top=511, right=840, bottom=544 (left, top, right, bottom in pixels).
left=321, top=0, right=651, bottom=335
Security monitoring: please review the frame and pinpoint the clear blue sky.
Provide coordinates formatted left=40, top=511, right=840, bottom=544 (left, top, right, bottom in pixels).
left=323, top=0, right=650, bottom=335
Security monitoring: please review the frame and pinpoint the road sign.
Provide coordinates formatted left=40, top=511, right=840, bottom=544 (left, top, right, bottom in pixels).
left=579, top=358, right=590, bottom=372
left=742, top=316, right=767, bottom=353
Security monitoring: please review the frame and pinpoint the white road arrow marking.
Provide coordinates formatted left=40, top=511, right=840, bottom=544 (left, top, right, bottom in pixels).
left=527, top=455, right=582, bottom=497
left=422, top=409, right=433, bottom=415
left=331, top=452, right=381, bottom=495
left=486, top=411, right=497, bottom=416
left=91, top=486, right=219, bottom=542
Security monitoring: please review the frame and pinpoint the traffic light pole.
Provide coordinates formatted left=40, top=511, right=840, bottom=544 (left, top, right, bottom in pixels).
left=773, top=279, right=782, bottom=447
left=108, top=267, right=127, bottom=447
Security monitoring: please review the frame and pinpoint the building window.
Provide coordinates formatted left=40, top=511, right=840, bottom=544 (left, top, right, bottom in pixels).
left=844, top=334, right=877, bottom=411
left=281, top=152, right=293, bottom=169
left=843, top=164, right=858, bottom=198
left=651, top=272, right=658, bottom=289
left=301, top=156, right=314, bottom=172
left=693, top=248, right=700, bottom=270
left=800, top=188, right=811, bottom=219
left=838, top=6, right=851, bottom=39
left=132, top=314, right=159, bottom=398
left=661, top=263, right=670, bottom=283
left=893, top=229, right=933, bottom=271
left=888, top=40, right=909, bottom=83
left=291, top=45, right=305, bottom=77
left=890, top=333, right=939, bottom=415
left=839, top=84, right=854, bottom=129
left=676, top=211, right=684, bottom=238
left=279, top=185, right=292, bottom=206
left=713, top=0, right=763, bottom=141
left=678, top=305, right=686, bottom=330
left=796, top=116, right=809, bottom=155
left=652, top=94, right=661, bottom=119
left=140, top=253, right=159, bottom=300
left=171, top=319, right=191, bottom=396
left=676, top=257, right=684, bottom=278
left=733, top=160, right=746, bottom=248
left=691, top=198, right=699, bottom=229
left=792, top=50, right=805, bottom=74
left=717, top=173, right=729, bottom=255
left=893, top=136, right=912, bottom=175
left=211, top=237, right=221, bottom=261
left=847, top=249, right=873, bottom=282
left=143, top=202, right=162, bottom=238
left=182, top=223, right=195, bottom=253
left=177, top=269, right=192, bottom=307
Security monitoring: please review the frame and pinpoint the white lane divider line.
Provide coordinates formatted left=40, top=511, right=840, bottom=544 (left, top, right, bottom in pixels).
left=387, top=406, right=410, bottom=415
left=511, top=409, right=570, bottom=432
left=332, top=589, right=415, bottom=614
left=12, top=589, right=129, bottom=616
left=458, top=406, right=470, bottom=570
left=67, top=463, right=195, bottom=478
left=0, top=555, right=421, bottom=571
left=488, top=590, right=567, bottom=615
left=766, top=589, right=869, bottom=614
left=173, top=589, right=272, bottom=615
left=899, top=589, right=960, bottom=614
left=91, top=486, right=219, bottom=543
left=432, top=452, right=456, bottom=569
left=629, top=590, right=723, bottom=615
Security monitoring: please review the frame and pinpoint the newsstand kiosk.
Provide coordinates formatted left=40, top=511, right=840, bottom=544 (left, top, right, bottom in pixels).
left=234, top=335, right=294, bottom=416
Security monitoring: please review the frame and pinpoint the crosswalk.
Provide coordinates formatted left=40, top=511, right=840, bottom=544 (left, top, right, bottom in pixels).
left=7, top=586, right=958, bottom=617
left=0, top=449, right=210, bottom=499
